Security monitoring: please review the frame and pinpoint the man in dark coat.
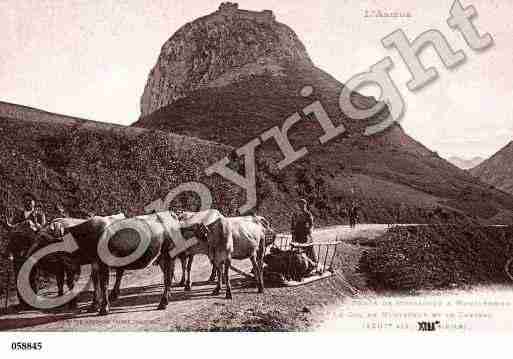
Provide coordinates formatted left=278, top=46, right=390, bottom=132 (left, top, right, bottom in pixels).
left=291, top=199, right=317, bottom=264
left=348, top=200, right=361, bottom=228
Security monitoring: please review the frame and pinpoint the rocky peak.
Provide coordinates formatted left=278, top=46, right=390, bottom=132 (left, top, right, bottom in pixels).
left=140, top=2, right=313, bottom=117
left=217, top=2, right=275, bottom=23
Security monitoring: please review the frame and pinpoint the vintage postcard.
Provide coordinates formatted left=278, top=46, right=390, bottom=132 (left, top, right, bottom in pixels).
left=0, top=0, right=512, bottom=355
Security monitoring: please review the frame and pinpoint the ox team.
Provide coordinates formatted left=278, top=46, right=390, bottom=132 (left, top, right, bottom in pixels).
left=3, top=194, right=335, bottom=315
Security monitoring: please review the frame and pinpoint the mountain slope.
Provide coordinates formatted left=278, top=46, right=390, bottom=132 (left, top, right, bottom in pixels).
left=134, top=65, right=513, bottom=224
left=133, top=4, right=513, bottom=225
left=471, top=141, right=513, bottom=194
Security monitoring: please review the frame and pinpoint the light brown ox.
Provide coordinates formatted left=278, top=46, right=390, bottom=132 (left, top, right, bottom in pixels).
left=195, top=215, right=276, bottom=299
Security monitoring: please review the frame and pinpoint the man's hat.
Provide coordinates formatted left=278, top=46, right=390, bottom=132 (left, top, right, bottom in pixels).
left=297, top=198, right=308, bottom=205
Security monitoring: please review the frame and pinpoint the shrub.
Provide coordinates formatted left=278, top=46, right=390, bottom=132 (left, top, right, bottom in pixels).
left=359, top=225, right=513, bottom=292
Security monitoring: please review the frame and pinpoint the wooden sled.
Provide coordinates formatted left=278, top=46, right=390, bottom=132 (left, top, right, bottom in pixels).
left=278, top=270, right=334, bottom=287
left=227, top=235, right=341, bottom=288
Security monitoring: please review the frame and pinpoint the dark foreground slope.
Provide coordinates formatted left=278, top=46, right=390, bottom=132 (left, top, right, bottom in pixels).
left=360, top=225, right=513, bottom=292
left=471, top=141, right=513, bottom=195
left=134, top=63, right=513, bottom=225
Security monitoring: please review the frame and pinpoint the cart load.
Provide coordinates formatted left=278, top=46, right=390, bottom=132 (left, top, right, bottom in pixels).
left=262, top=235, right=341, bottom=286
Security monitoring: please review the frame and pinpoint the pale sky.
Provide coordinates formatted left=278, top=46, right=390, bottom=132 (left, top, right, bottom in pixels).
left=1, top=0, right=512, bottom=159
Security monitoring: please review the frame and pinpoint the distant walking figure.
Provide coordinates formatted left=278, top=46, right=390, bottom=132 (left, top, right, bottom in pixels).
left=348, top=201, right=360, bottom=229
left=291, top=199, right=317, bottom=264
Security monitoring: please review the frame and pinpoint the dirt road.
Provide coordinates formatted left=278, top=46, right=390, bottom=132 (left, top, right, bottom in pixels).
left=0, top=224, right=388, bottom=331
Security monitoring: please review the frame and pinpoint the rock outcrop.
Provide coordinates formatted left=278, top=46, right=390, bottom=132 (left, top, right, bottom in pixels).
left=140, top=2, right=312, bottom=117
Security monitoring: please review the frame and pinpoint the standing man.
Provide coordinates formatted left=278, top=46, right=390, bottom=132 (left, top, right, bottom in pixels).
left=291, top=198, right=317, bottom=264
left=3, top=193, right=46, bottom=310
left=4, top=193, right=46, bottom=232
left=348, top=204, right=355, bottom=228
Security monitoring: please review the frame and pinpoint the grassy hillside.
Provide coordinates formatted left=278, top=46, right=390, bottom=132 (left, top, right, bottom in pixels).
left=0, top=117, right=244, bottom=217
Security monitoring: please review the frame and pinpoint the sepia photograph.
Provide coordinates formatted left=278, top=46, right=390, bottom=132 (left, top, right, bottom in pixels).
left=0, top=0, right=512, bottom=355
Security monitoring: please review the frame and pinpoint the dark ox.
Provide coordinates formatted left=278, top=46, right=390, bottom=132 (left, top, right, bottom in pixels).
left=106, top=210, right=224, bottom=304
left=5, top=217, right=87, bottom=310
left=67, top=211, right=207, bottom=315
